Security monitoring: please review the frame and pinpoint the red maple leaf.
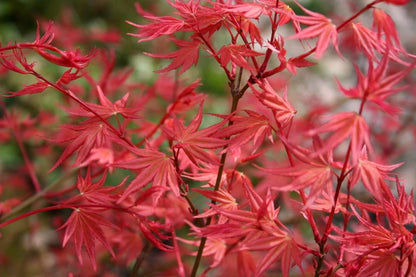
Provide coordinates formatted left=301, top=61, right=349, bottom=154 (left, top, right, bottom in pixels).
left=335, top=53, right=414, bottom=115
left=114, top=147, right=180, bottom=202
left=216, top=110, right=273, bottom=154
left=49, top=118, right=122, bottom=171
left=127, top=3, right=185, bottom=42
left=345, top=22, right=409, bottom=64
left=218, top=44, right=263, bottom=71
left=260, top=136, right=335, bottom=207
left=145, top=39, right=201, bottom=74
left=66, top=85, right=140, bottom=119
left=59, top=207, right=117, bottom=270
left=372, top=9, right=402, bottom=50
left=201, top=176, right=304, bottom=276
left=249, top=79, right=296, bottom=128
left=162, top=104, right=228, bottom=165
left=332, top=177, right=415, bottom=276
left=288, top=0, right=339, bottom=58
left=336, top=197, right=415, bottom=276
left=193, top=187, right=238, bottom=224
left=307, top=112, right=372, bottom=163
left=221, top=2, right=271, bottom=19
left=349, top=147, right=402, bottom=201
left=166, top=0, right=224, bottom=37
left=65, top=169, right=125, bottom=205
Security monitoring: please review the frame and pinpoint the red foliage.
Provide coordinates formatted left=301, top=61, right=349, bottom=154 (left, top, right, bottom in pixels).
left=0, top=1, right=415, bottom=276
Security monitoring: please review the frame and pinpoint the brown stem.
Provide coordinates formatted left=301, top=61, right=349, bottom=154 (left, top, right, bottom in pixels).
left=129, top=240, right=152, bottom=277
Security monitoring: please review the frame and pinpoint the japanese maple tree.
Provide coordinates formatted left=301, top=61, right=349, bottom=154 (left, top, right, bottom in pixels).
left=0, top=0, right=415, bottom=276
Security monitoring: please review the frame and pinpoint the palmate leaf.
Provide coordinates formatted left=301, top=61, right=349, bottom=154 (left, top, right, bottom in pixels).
left=65, top=169, right=126, bottom=205
left=350, top=147, right=402, bottom=201
left=202, top=177, right=304, bottom=276
left=145, top=39, right=201, bottom=74
left=114, top=148, right=180, bottom=202
left=162, top=104, right=228, bottom=165
left=249, top=79, right=296, bottom=128
left=287, top=0, right=339, bottom=58
left=217, top=110, right=273, bottom=154
left=49, top=118, right=121, bottom=172
left=217, top=44, right=262, bottom=71
left=127, top=10, right=185, bottom=42
left=59, top=207, right=117, bottom=270
left=307, top=112, right=372, bottom=164
left=335, top=53, right=413, bottom=115
left=66, top=85, right=140, bottom=119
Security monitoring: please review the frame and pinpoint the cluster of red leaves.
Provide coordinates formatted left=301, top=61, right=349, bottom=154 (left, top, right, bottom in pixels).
left=0, top=1, right=415, bottom=276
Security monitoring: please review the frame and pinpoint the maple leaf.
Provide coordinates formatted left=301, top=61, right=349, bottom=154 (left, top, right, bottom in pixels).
left=276, top=1, right=300, bottom=29
left=193, top=187, right=238, bottom=223
left=240, top=178, right=304, bottom=277
left=249, top=79, right=296, bottom=128
left=66, top=85, right=140, bottom=119
left=49, top=118, right=122, bottom=171
left=81, top=147, right=115, bottom=169
left=286, top=52, right=316, bottom=75
left=348, top=22, right=384, bottom=61
left=114, top=147, right=180, bottom=203
left=178, top=223, right=230, bottom=271
left=218, top=44, right=263, bottom=71
left=335, top=201, right=415, bottom=276
left=25, top=21, right=97, bottom=69
left=260, top=136, right=335, bottom=207
left=216, top=110, right=273, bottom=154
left=349, top=147, right=402, bottom=201
left=307, top=112, right=372, bottom=163
left=200, top=176, right=304, bottom=276
left=36, top=47, right=96, bottom=70
left=162, top=104, right=228, bottom=165
left=127, top=3, right=185, bottom=42
left=335, top=53, right=414, bottom=115
left=168, top=0, right=224, bottom=37
left=240, top=18, right=263, bottom=45
left=372, top=9, right=402, bottom=50
left=380, top=177, right=415, bottom=228
left=0, top=49, right=31, bottom=75
left=66, top=169, right=125, bottom=205
left=333, top=177, right=415, bottom=276
left=59, top=207, right=117, bottom=270
left=240, top=232, right=303, bottom=277
left=287, top=1, right=339, bottom=58
left=262, top=35, right=316, bottom=76
left=221, top=2, right=271, bottom=19
left=145, top=39, right=201, bottom=74
left=346, top=22, right=409, bottom=64
left=56, top=68, right=83, bottom=85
